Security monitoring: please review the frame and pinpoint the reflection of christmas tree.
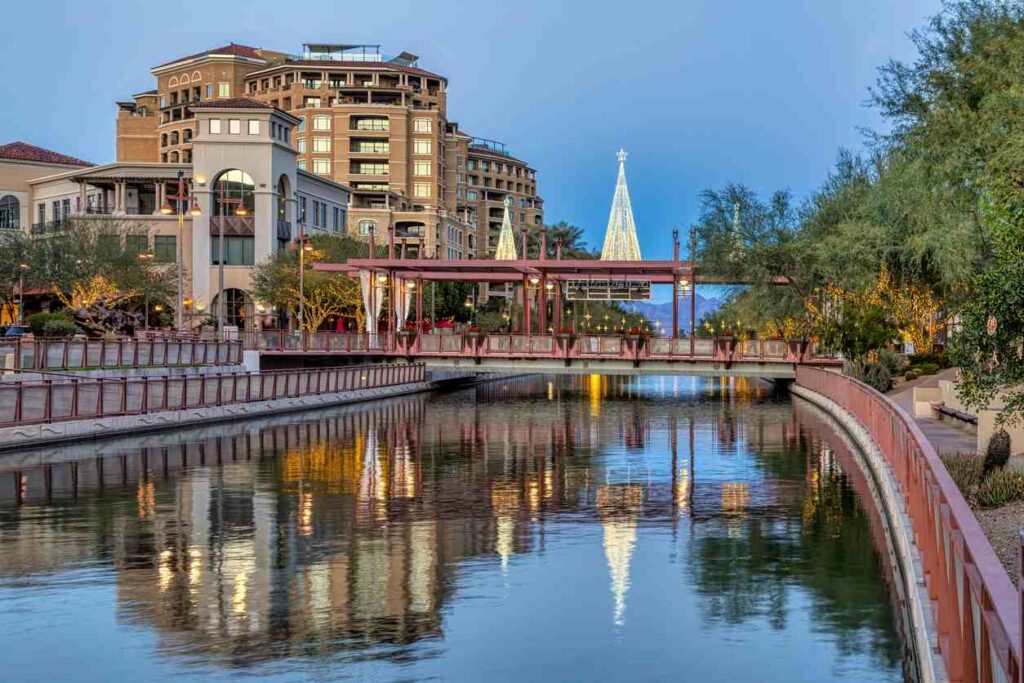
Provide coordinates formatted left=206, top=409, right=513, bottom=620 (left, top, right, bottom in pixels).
left=597, top=484, right=643, bottom=627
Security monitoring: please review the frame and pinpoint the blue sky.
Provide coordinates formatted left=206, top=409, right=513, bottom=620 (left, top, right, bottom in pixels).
left=2, top=0, right=940, bottom=258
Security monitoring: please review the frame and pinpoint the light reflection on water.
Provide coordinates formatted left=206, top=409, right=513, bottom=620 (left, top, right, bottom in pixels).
left=0, top=375, right=908, bottom=681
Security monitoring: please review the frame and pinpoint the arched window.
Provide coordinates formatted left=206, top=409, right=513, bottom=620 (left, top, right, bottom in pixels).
left=160, top=133, right=168, bottom=147
left=358, top=219, right=375, bottom=236
left=183, top=128, right=192, bottom=143
left=211, top=288, right=254, bottom=329
left=169, top=151, right=179, bottom=163
left=277, top=175, right=290, bottom=220
left=213, top=169, right=255, bottom=216
left=0, top=195, right=19, bottom=229
left=170, top=131, right=179, bottom=145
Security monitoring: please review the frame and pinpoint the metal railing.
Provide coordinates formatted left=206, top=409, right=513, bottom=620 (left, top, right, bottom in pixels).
left=245, top=332, right=830, bottom=365
left=0, top=338, right=243, bottom=371
left=795, top=366, right=1021, bottom=683
left=0, top=362, right=425, bottom=428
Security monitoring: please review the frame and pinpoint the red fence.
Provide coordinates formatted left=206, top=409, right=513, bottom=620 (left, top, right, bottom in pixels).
left=0, top=363, right=425, bottom=428
left=0, top=338, right=243, bottom=371
left=246, top=331, right=830, bottom=365
left=796, top=366, right=1021, bottom=683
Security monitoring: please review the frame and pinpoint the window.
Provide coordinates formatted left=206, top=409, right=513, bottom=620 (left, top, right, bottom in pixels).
left=312, top=115, right=330, bottom=130
left=296, top=137, right=306, bottom=153
left=248, top=120, right=260, bottom=135
left=413, top=139, right=432, bottom=154
left=209, top=119, right=222, bottom=134
left=183, top=128, right=192, bottom=143
left=160, top=133, right=168, bottom=147
left=218, top=82, right=230, bottom=98
left=358, top=219, right=375, bottom=235
left=210, top=236, right=255, bottom=265
left=413, top=183, right=431, bottom=198
left=297, top=159, right=307, bottom=170
left=311, top=200, right=323, bottom=227
left=456, top=155, right=464, bottom=168
left=212, top=169, right=255, bottom=216
left=0, top=195, right=19, bottom=229
left=153, top=235, right=176, bottom=263
left=352, top=140, right=388, bottom=153
left=353, top=162, right=388, bottom=175
left=312, top=137, right=331, bottom=152
left=413, top=118, right=431, bottom=133
left=205, top=84, right=213, bottom=99
left=313, top=159, right=331, bottom=175
left=467, top=159, right=476, bottom=170
left=228, top=119, right=241, bottom=134
left=467, top=190, right=479, bottom=200
left=304, top=96, right=321, bottom=108
left=332, top=206, right=341, bottom=232
left=126, top=234, right=148, bottom=256
left=159, top=96, right=167, bottom=109
left=297, top=116, right=305, bottom=132
left=351, top=116, right=388, bottom=131
left=413, top=161, right=431, bottom=177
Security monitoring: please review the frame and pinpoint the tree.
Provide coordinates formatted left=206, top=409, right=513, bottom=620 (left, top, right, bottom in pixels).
left=251, top=233, right=367, bottom=332
left=0, top=229, right=29, bottom=324
left=54, top=274, right=139, bottom=336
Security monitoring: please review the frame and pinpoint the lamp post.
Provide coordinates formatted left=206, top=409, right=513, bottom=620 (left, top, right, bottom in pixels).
left=137, top=251, right=155, bottom=329
left=17, top=263, right=29, bottom=325
left=214, top=188, right=248, bottom=339
left=160, top=171, right=201, bottom=331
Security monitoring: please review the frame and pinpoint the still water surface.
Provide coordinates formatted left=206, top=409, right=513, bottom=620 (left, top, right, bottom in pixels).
left=0, top=375, right=908, bottom=681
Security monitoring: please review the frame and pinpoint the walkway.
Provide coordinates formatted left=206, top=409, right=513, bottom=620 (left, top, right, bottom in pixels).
left=889, top=369, right=976, bottom=454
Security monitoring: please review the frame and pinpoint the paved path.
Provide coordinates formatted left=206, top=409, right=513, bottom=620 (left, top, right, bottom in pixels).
left=889, top=369, right=977, bottom=455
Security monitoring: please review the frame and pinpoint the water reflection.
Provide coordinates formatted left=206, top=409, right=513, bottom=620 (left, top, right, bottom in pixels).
left=0, top=375, right=908, bottom=681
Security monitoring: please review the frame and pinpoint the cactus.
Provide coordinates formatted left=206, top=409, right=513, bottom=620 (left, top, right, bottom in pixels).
left=982, top=429, right=1012, bottom=477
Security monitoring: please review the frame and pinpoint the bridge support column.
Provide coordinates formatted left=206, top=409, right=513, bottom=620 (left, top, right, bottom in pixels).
left=672, top=276, right=679, bottom=339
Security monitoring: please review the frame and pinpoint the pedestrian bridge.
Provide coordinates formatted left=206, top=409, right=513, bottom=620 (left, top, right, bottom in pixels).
left=249, top=331, right=838, bottom=378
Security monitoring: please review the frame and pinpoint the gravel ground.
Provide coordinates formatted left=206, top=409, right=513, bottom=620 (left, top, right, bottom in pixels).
left=974, top=502, right=1024, bottom=585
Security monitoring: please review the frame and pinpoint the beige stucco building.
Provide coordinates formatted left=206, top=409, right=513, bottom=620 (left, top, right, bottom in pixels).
left=1, top=99, right=350, bottom=330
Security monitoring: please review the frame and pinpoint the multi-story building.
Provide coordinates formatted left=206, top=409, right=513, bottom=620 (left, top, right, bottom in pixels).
left=1, top=100, right=350, bottom=330
left=115, top=42, right=543, bottom=260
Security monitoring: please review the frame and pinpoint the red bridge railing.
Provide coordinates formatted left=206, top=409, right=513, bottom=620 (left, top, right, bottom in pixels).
left=0, top=363, right=425, bottom=428
left=796, top=366, right=1021, bottom=683
left=245, top=331, right=832, bottom=364
left=0, top=338, right=243, bottom=371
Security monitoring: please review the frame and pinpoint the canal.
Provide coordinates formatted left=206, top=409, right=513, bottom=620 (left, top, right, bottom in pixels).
left=0, top=375, right=910, bottom=681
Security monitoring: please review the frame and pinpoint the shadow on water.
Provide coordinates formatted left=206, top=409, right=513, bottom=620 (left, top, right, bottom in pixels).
left=0, top=374, right=911, bottom=681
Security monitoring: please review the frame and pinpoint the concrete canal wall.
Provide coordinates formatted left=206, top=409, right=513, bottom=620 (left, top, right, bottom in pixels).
left=791, top=384, right=945, bottom=683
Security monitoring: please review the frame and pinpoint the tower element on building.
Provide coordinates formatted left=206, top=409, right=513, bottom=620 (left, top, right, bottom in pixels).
left=494, top=196, right=518, bottom=260
left=600, top=149, right=642, bottom=261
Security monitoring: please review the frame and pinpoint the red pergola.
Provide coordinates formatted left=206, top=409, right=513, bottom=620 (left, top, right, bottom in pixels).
left=314, top=230, right=787, bottom=338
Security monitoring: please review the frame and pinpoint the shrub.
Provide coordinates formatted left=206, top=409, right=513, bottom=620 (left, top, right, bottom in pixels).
left=845, top=359, right=893, bottom=393
left=940, top=451, right=984, bottom=496
left=913, top=362, right=940, bottom=375
left=982, top=429, right=1013, bottom=477
left=26, top=312, right=75, bottom=337
left=904, top=369, right=920, bottom=381
left=976, top=469, right=1024, bottom=508
left=908, top=351, right=950, bottom=369
left=877, top=348, right=903, bottom=376
left=42, top=318, right=78, bottom=338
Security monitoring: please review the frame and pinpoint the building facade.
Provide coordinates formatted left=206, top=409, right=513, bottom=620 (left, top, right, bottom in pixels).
left=1, top=100, right=349, bottom=330
left=115, top=42, right=543, bottom=260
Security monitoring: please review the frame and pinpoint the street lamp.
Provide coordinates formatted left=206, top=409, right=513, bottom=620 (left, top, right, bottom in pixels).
left=160, top=171, right=201, bottom=331
left=215, top=188, right=247, bottom=339
left=137, top=251, right=155, bottom=329
left=17, top=263, right=29, bottom=325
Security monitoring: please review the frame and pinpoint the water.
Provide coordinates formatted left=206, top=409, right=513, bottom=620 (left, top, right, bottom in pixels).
left=0, top=375, right=909, bottom=682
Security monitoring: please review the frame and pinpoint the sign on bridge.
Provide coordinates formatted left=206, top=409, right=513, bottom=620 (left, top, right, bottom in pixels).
left=565, top=279, right=651, bottom=301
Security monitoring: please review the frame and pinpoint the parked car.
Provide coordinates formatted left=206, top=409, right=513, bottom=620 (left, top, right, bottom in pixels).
left=3, top=325, right=31, bottom=338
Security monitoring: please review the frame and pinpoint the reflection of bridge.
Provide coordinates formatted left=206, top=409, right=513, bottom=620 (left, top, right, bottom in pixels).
left=250, top=330, right=835, bottom=377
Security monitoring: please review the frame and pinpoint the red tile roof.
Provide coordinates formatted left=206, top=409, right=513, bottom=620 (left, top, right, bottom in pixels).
left=0, top=141, right=93, bottom=167
left=191, top=97, right=274, bottom=109
left=153, top=43, right=264, bottom=70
